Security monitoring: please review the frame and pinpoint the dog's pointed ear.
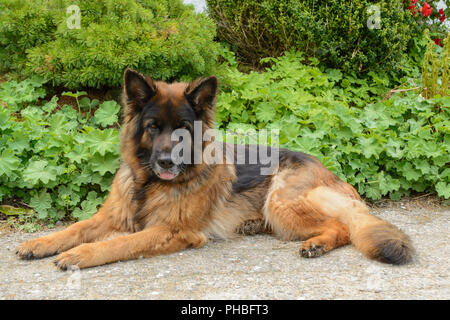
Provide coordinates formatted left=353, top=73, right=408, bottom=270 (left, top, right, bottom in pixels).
left=123, top=69, right=156, bottom=112
left=185, top=76, right=218, bottom=114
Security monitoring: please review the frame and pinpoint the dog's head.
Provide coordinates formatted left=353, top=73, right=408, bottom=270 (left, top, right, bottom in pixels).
left=122, top=69, right=217, bottom=181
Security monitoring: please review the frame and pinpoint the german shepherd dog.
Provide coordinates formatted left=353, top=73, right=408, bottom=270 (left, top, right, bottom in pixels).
left=16, top=69, right=413, bottom=269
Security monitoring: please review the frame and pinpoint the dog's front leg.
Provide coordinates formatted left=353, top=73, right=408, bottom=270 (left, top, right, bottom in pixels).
left=16, top=207, right=118, bottom=260
left=53, top=225, right=207, bottom=270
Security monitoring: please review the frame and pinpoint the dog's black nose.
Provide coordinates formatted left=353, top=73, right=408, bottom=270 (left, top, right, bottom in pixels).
left=157, top=155, right=174, bottom=169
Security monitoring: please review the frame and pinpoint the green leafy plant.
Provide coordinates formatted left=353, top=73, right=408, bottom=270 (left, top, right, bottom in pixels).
left=216, top=51, right=450, bottom=200
left=0, top=76, right=46, bottom=112
left=0, top=78, right=121, bottom=222
left=62, top=91, right=88, bottom=117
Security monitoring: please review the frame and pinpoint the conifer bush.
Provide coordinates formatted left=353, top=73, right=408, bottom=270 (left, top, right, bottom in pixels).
left=0, top=0, right=220, bottom=89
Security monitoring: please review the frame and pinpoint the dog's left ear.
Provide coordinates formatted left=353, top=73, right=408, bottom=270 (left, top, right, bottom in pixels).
left=185, top=76, right=218, bottom=114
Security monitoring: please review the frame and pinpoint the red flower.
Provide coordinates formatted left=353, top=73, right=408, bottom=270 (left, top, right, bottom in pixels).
left=438, top=8, right=446, bottom=23
left=407, top=0, right=419, bottom=15
left=434, top=38, right=442, bottom=47
left=422, top=2, right=432, bottom=17
left=408, top=4, right=417, bottom=15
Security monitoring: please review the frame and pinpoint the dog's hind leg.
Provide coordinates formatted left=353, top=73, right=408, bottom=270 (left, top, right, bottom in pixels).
left=264, top=167, right=412, bottom=264
left=263, top=167, right=354, bottom=257
left=305, top=186, right=413, bottom=264
left=264, top=185, right=350, bottom=257
left=298, top=218, right=350, bottom=258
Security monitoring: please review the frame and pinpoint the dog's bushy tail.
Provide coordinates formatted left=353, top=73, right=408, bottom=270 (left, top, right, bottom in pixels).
left=307, top=186, right=413, bottom=265
left=352, top=221, right=413, bottom=265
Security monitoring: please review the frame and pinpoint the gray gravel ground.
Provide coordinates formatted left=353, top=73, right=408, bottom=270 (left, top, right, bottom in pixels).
left=0, top=207, right=449, bottom=300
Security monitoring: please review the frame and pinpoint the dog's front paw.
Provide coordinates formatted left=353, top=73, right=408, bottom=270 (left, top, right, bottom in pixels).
left=53, top=244, right=96, bottom=270
left=16, top=238, right=59, bottom=260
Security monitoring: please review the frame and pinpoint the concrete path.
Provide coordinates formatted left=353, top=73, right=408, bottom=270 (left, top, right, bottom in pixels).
left=0, top=206, right=449, bottom=300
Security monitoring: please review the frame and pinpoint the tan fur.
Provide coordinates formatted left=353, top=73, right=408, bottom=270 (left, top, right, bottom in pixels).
left=264, top=170, right=412, bottom=263
left=16, top=71, right=413, bottom=269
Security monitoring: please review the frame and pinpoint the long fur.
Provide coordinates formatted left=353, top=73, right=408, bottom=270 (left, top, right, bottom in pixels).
left=15, top=69, right=413, bottom=269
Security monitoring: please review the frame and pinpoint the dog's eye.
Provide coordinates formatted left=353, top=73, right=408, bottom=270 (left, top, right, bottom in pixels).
left=147, top=123, right=159, bottom=131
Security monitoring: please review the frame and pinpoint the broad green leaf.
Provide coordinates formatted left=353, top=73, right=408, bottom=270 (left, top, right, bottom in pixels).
left=358, top=136, right=383, bottom=159
left=72, top=191, right=103, bottom=221
left=29, top=190, right=52, bottom=219
left=9, top=130, right=29, bottom=152
left=84, top=129, right=120, bottom=156
left=255, top=102, right=277, bottom=123
left=0, top=108, right=11, bottom=130
left=23, top=160, right=61, bottom=185
left=435, top=182, right=450, bottom=199
left=56, top=185, right=81, bottom=207
left=364, top=185, right=382, bottom=200
left=325, top=69, right=343, bottom=83
left=0, top=151, right=20, bottom=177
left=399, top=162, right=422, bottom=181
left=94, top=101, right=121, bottom=127
left=89, top=153, right=120, bottom=176
left=415, top=159, right=432, bottom=175
left=65, top=144, right=91, bottom=163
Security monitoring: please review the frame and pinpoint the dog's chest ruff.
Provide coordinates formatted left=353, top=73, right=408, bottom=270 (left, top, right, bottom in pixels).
left=127, top=164, right=241, bottom=233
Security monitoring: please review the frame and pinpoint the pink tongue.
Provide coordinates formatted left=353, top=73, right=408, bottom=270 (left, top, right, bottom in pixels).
left=159, top=171, right=175, bottom=180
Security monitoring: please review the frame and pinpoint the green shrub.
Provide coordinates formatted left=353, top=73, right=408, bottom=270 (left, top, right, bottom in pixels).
left=0, top=77, right=121, bottom=222
left=207, top=0, right=415, bottom=74
left=0, top=0, right=220, bottom=89
left=215, top=51, right=450, bottom=200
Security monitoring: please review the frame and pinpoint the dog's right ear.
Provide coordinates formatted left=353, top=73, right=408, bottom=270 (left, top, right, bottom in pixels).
left=123, top=69, right=156, bottom=112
